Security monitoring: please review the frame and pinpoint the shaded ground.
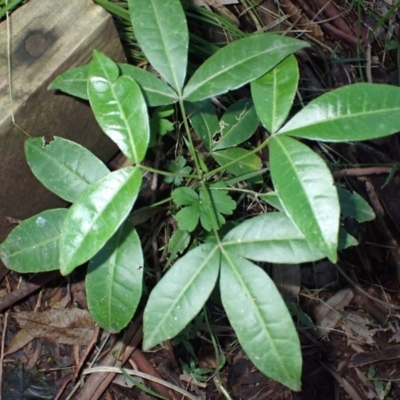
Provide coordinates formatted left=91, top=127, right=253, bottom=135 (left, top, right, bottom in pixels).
left=2, top=0, right=400, bottom=399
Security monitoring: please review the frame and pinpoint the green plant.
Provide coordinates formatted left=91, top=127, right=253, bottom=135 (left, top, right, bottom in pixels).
left=2, top=0, right=400, bottom=392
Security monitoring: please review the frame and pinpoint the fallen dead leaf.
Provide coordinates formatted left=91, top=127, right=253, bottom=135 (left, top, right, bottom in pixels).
left=12, top=308, right=95, bottom=345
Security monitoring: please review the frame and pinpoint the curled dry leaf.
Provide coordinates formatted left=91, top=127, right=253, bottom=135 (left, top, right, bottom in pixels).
left=13, top=309, right=95, bottom=345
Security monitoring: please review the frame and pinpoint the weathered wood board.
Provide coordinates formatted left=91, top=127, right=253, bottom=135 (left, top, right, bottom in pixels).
left=0, top=0, right=125, bottom=272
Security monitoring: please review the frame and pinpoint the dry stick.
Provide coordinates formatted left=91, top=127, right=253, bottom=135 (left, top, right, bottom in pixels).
left=0, top=311, right=9, bottom=400
left=0, top=271, right=60, bottom=312
left=312, top=0, right=354, bottom=36
left=131, top=348, right=177, bottom=399
left=54, top=325, right=101, bottom=400
left=76, top=318, right=143, bottom=400
left=292, top=0, right=359, bottom=45
left=333, top=166, right=395, bottom=178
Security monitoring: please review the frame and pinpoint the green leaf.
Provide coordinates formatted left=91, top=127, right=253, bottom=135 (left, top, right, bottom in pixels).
left=269, top=136, right=340, bottom=262
left=25, top=137, right=109, bottom=203
left=119, top=64, right=178, bottom=106
left=183, top=34, right=308, bottom=102
left=175, top=206, right=200, bottom=233
left=222, top=212, right=326, bottom=263
left=88, top=51, right=149, bottom=163
left=337, top=187, right=375, bottom=222
left=143, top=244, right=220, bottom=350
left=0, top=209, right=67, bottom=273
left=279, top=83, right=400, bottom=141
left=86, top=221, right=143, bottom=333
left=251, top=55, right=299, bottom=134
left=164, top=156, right=192, bottom=186
left=59, top=167, right=142, bottom=275
left=185, top=99, right=219, bottom=151
left=213, top=99, right=259, bottom=150
left=48, top=63, right=178, bottom=106
left=259, top=191, right=284, bottom=211
left=220, top=251, right=302, bottom=391
left=48, top=64, right=89, bottom=99
left=167, top=228, right=191, bottom=264
left=128, top=0, right=188, bottom=93
left=213, top=148, right=262, bottom=181
left=172, top=187, right=199, bottom=206
left=199, top=183, right=236, bottom=231
left=338, top=228, right=358, bottom=249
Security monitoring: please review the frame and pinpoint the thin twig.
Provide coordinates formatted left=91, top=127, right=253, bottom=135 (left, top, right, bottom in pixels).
left=333, top=166, right=395, bottom=178
left=82, top=366, right=200, bottom=400
left=0, top=311, right=9, bottom=400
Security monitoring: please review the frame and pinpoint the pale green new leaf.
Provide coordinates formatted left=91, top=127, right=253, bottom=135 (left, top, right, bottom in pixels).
left=60, top=167, right=142, bottom=275
left=88, top=51, right=149, bottom=163
left=183, top=34, right=308, bottom=102
left=251, top=55, right=299, bottom=134
left=128, top=0, right=188, bottom=93
left=0, top=209, right=67, bottom=273
left=279, top=83, right=400, bottom=141
left=86, top=221, right=143, bottom=333
left=222, top=212, right=326, bottom=263
left=185, top=99, right=219, bottom=150
left=220, top=251, right=302, bottom=391
left=213, top=99, right=259, bottom=150
left=213, top=148, right=262, bottom=181
left=337, top=187, right=375, bottom=222
left=25, top=137, right=109, bottom=203
left=143, top=244, right=220, bottom=350
left=269, top=136, right=340, bottom=262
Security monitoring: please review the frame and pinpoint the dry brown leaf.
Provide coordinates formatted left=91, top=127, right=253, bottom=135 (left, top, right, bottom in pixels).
left=12, top=309, right=95, bottom=345
left=4, top=328, right=34, bottom=356
left=314, top=288, right=353, bottom=337
left=280, top=0, right=324, bottom=42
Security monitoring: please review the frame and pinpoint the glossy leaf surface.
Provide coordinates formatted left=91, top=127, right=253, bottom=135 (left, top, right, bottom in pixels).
left=25, top=137, right=109, bottom=203
left=86, top=221, right=143, bottom=333
left=48, top=65, right=89, bottom=99
left=213, top=148, right=262, bottom=179
left=60, top=167, right=142, bottom=275
left=269, top=136, right=339, bottom=262
left=88, top=51, right=149, bottom=163
left=213, top=99, right=259, bottom=150
left=128, top=0, right=188, bottom=93
left=251, top=55, right=298, bottom=133
left=185, top=99, right=219, bottom=150
left=279, top=83, right=400, bottom=141
left=119, top=64, right=178, bottom=106
left=143, top=244, right=220, bottom=350
left=223, top=212, right=326, bottom=263
left=0, top=209, right=67, bottom=273
left=183, top=34, right=307, bottom=102
left=220, top=251, right=302, bottom=391
left=48, top=63, right=178, bottom=106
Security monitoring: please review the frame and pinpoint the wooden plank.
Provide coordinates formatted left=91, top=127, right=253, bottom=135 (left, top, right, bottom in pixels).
left=0, top=0, right=126, bottom=263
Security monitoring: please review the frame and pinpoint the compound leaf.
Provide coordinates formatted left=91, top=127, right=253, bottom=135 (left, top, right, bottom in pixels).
left=251, top=55, right=298, bottom=134
left=25, top=137, right=109, bottom=203
left=0, top=209, right=68, bottom=273
left=86, top=221, right=143, bottom=333
left=88, top=51, right=149, bottom=163
left=183, top=34, right=308, bottom=102
left=279, top=83, right=400, bottom=142
left=143, top=244, right=220, bottom=350
left=128, top=0, right=188, bottom=93
left=220, top=251, right=302, bottom=391
left=60, top=167, right=142, bottom=275
left=269, top=136, right=340, bottom=262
